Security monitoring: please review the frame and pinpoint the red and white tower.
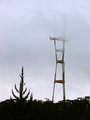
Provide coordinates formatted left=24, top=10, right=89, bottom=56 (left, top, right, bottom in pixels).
left=50, top=36, right=66, bottom=102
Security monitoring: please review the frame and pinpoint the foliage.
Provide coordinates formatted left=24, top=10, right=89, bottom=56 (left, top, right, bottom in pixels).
left=1, top=67, right=90, bottom=119
left=11, top=67, right=30, bottom=103
left=0, top=97, right=90, bottom=120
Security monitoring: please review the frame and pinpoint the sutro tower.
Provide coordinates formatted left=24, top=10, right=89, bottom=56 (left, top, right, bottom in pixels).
left=50, top=36, right=66, bottom=102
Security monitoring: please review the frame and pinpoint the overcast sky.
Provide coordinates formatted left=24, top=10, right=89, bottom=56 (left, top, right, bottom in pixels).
left=0, top=0, right=90, bottom=102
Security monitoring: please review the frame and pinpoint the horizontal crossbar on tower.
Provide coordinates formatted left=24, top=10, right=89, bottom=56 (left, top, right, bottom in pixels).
left=56, top=60, right=64, bottom=64
left=50, top=37, right=67, bottom=42
left=56, top=49, right=64, bottom=52
left=55, top=80, right=64, bottom=83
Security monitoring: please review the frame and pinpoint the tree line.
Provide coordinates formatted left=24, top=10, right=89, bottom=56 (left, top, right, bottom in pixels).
left=0, top=67, right=90, bottom=120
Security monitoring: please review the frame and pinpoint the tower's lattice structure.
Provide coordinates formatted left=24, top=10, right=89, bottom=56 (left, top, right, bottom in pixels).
left=50, top=36, right=66, bottom=102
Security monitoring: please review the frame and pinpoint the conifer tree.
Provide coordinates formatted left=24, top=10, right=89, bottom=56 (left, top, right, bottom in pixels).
left=12, top=66, right=30, bottom=102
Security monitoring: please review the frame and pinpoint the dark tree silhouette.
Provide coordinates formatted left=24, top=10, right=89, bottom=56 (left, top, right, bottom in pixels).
left=0, top=96, right=90, bottom=120
left=11, top=66, right=30, bottom=102
left=0, top=67, right=90, bottom=120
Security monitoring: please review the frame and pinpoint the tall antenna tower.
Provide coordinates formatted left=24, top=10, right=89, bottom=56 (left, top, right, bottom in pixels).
left=50, top=36, right=66, bottom=102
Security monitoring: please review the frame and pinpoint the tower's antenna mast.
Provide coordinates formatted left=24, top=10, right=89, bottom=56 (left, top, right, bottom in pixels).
left=50, top=18, right=66, bottom=102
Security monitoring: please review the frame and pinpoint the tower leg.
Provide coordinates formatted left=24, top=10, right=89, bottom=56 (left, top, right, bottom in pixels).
left=63, top=81, right=65, bottom=101
left=62, top=62, right=65, bottom=101
left=52, top=63, right=57, bottom=102
left=52, top=82, right=55, bottom=102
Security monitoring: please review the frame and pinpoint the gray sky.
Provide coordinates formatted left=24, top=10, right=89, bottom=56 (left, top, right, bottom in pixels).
left=0, top=0, right=90, bottom=102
